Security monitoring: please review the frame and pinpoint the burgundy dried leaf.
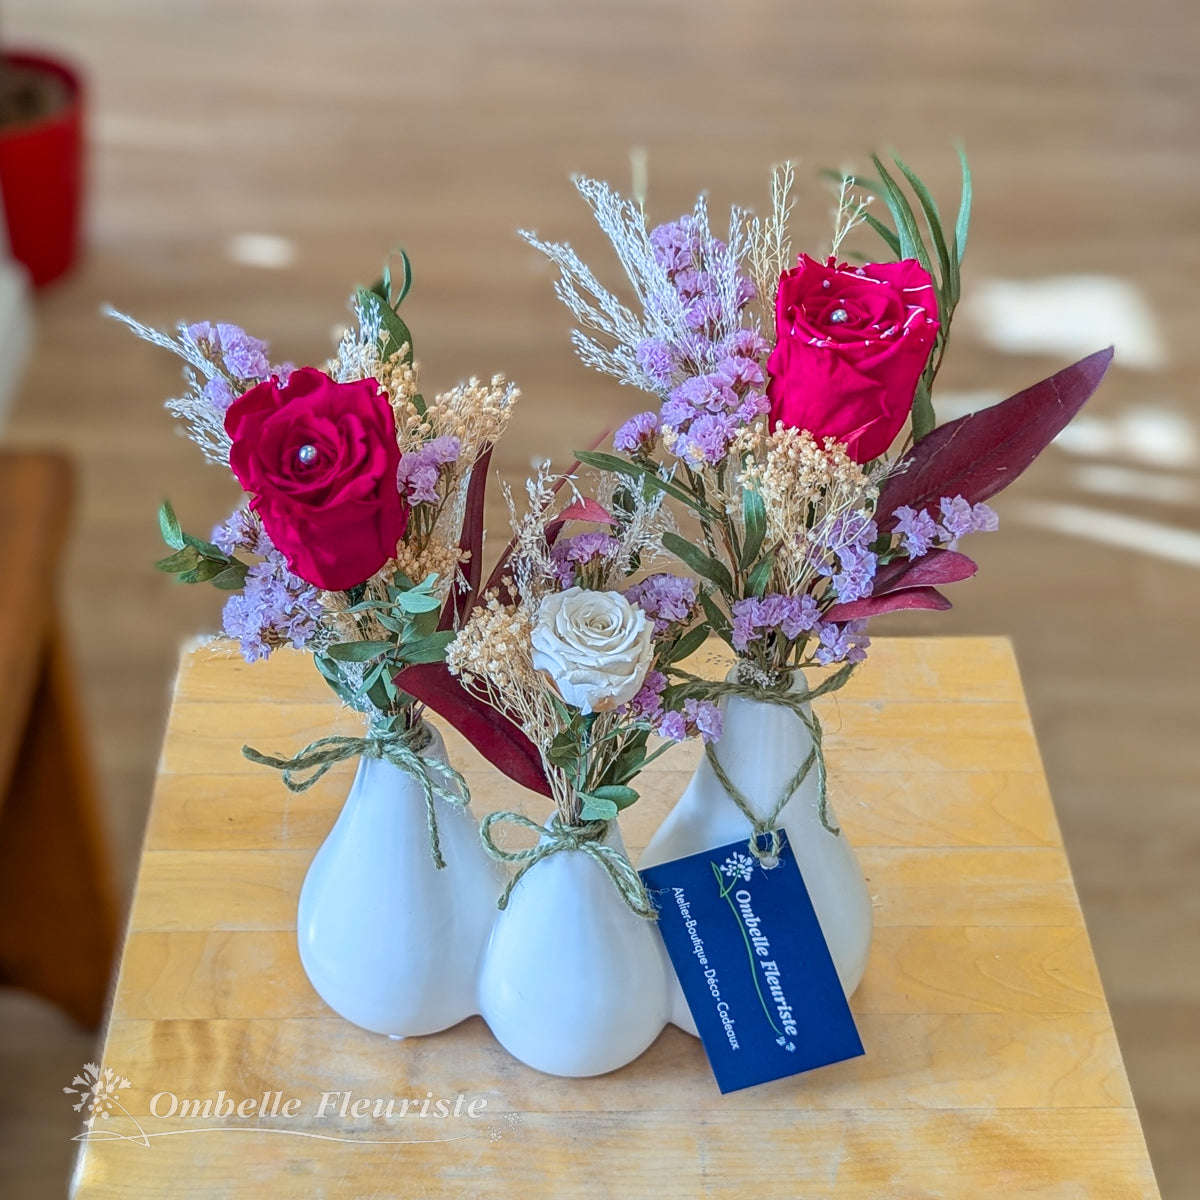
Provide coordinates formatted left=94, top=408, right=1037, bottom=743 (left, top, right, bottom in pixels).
left=397, top=662, right=553, bottom=798
left=872, top=548, right=977, bottom=595
left=878, top=347, right=1114, bottom=530
left=825, top=586, right=952, bottom=623
left=438, top=446, right=493, bottom=633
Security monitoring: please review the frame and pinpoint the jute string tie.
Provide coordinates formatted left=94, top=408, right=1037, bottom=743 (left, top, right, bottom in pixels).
left=242, top=719, right=468, bottom=870
left=671, top=660, right=857, bottom=864
left=480, top=810, right=655, bottom=919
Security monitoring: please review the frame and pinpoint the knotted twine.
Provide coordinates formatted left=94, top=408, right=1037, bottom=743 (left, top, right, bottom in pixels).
left=480, top=810, right=656, bottom=919
left=671, top=660, right=858, bottom=865
left=242, top=719, right=469, bottom=870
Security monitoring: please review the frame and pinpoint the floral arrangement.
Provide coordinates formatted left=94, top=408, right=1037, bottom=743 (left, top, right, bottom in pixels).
left=508, top=152, right=1111, bottom=847
left=111, top=261, right=517, bottom=865
left=402, top=466, right=720, bottom=914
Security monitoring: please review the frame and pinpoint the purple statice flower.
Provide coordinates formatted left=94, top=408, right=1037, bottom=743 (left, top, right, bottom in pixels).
left=627, top=670, right=667, bottom=722
left=813, top=511, right=878, bottom=603
left=186, top=321, right=271, bottom=382
left=655, top=697, right=723, bottom=744
left=677, top=412, right=737, bottom=466
left=657, top=709, right=688, bottom=741
left=814, top=619, right=871, bottom=667
left=892, top=505, right=940, bottom=558
left=212, top=508, right=272, bottom=557
left=271, top=361, right=296, bottom=384
left=202, top=376, right=236, bottom=412
left=938, top=495, right=1000, bottom=540
left=625, top=573, right=697, bottom=634
left=685, top=698, right=724, bottom=743
left=550, top=532, right=620, bottom=586
left=636, top=338, right=676, bottom=388
left=731, top=593, right=820, bottom=652
left=614, top=411, right=661, bottom=455
left=723, top=328, right=770, bottom=360
left=649, top=216, right=702, bottom=276
left=221, top=551, right=324, bottom=663
left=398, top=436, right=461, bottom=505
left=937, top=495, right=976, bottom=540
left=735, top=391, right=771, bottom=425
left=832, top=541, right=878, bottom=604
left=969, top=501, right=999, bottom=532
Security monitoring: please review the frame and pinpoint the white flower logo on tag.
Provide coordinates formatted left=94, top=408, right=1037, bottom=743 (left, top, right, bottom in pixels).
left=719, top=851, right=756, bottom=883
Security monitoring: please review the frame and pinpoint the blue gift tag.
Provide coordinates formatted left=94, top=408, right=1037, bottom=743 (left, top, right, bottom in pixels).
left=640, top=831, right=864, bottom=1093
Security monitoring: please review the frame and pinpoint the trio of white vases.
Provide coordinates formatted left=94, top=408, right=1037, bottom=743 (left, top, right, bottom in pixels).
left=296, top=669, right=873, bottom=1077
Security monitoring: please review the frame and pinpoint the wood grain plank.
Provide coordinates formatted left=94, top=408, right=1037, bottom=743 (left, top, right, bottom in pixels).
left=110, top=924, right=1107, bottom=1022
left=71, top=1108, right=1157, bottom=1199
left=96, top=1010, right=1134, bottom=1114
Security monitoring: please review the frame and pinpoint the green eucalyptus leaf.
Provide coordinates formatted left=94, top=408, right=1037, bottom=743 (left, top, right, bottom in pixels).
left=699, top=591, right=733, bottom=647
left=664, top=622, right=710, bottom=666
left=891, top=153, right=953, bottom=303
left=394, top=590, right=442, bottom=614
left=578, top=794, right=620, bottom=822
left=324, top=640, right=396, bottom=663
left=356, top=286, right=414, bottom=363
left=661, top=531, right=733, bottom=594
left=180, top=557, right=228, bottom=584
left=154, top=545, right=200, bottom=574
left=870, top=154, right=933, bottom=277
left=396, top=630, right=454, bottom=665
left=740, top=487, right=766, bottom=569
left=911, top=377, right=936, bottom=442
left=744, top=553, right=777, bottom=598
left=181, top=531, right=228, bottom=560
left=954, top=144, right=972, bottom=262
left=210, top=562, right=248, bottom=590
left=589, top=783, right=639, bottom=809
left=158, top=500, right=184, bottom=551
left=574, top=450, right=719, bottom=521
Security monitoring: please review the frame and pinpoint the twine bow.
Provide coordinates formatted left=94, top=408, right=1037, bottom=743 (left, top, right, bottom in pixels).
left=672, top=660, right=857, bottom=864
left=242, top=720, right=469, bottom=870
left=480, top=811, right=656, bottom=919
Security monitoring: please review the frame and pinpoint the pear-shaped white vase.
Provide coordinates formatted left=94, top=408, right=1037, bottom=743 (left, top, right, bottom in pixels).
left=478, top=817, right=670, bottom=1076
left=297, top=723, right=504, bottom=1037
left=641, top=666, right=873, bottom=1036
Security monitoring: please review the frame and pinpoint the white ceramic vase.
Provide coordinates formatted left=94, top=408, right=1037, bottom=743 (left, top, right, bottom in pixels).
left=640, top=666, right=873, bottom=1036
left=477, top=817, right=671, bottom=1077
left=297, top=723, right=505, bottom=1037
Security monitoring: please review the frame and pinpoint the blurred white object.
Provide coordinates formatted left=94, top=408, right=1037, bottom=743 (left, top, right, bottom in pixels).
left=1013, top=500, right=1200, bottom=568
left=1053, top=405, right=1197, bottom=468
left=225, top=232, right=297, bottom=270
left=0, top=188, right=34, bottom=430
left=963, top=275, right=1167, bottom=370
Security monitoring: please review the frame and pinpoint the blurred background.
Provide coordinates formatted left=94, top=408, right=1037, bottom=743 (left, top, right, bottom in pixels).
left=0, top=0, right=1195, bottom=1195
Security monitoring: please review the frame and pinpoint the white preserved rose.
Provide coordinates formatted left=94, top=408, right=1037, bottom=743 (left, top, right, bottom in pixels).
left=530, top=587, right=654, bottom=714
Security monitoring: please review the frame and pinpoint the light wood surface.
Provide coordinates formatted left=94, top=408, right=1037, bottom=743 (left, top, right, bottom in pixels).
left=71, top=636, right=1160, bottom=1199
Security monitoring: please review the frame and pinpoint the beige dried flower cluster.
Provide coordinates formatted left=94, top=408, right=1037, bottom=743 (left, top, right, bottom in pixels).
left=731, top=424, right=880, bottom=596
left=446, top=594, right=578, bottom=811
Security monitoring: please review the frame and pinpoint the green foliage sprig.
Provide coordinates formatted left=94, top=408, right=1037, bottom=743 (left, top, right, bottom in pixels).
left=154, top=500, right=247, bottom=589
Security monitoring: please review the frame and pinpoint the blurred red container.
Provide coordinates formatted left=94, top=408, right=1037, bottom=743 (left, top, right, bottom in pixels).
left=0, top=52, right=83, bottom=288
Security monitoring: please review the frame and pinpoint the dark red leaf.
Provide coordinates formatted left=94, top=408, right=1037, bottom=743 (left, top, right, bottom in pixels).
left=825, top=586, right=952, bottom=622
left=878, top=348, right=1114, bottom=530
left=551, top=497, right=615, bottom=527
left=872, top=548, right=977, bottom=595
left=438, top=446, right=493, bottom=632
left=397, top=662, right=554, bottom=798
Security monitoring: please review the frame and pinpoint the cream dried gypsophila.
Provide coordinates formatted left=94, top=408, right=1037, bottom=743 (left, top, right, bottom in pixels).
left=732, top=424, right=880, bottom=595
left=446, top=597, right=549, bottom=723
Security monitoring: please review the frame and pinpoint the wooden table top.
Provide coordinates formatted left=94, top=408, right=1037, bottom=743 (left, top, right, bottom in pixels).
left=72, top=636, right=1160, bottom=1199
